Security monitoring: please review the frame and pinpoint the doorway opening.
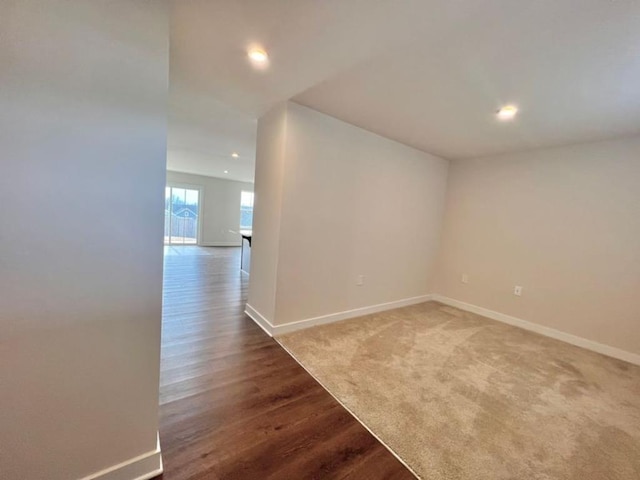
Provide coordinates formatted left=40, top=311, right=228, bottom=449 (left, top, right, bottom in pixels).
left=164, top=186, right=200, bottom=245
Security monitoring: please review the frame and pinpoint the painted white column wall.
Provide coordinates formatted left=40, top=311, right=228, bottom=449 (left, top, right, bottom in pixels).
left=0, top=2, right=169, bottom=479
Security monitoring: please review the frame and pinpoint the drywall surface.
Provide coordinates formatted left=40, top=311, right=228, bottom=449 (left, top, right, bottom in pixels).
left=435, top=136, right=640, bottom=355
left=274, top=103, right=449, bottom=324
left=247, top=103, right=288, bottom=323
left=248, top=102, right=449, bottom=326
left=166, top=171, right=253, bottom=246
left=0, top=1, right=168, bottom=479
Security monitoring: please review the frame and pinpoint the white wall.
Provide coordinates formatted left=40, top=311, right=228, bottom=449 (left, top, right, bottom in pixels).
left=248, top=102, right=449, bottom=326
left=0, top=2, right=168, bottom=479
left=166, top=171, right=253, bottom=246
left=247, top=103, right=288, bottom=322
left=247, top=104, right=639, bottom=361
left=435, top=136, right=640, bottom=356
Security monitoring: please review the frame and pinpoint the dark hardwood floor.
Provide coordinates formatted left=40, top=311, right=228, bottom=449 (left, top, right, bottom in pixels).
left=158, top=246, right=414, bottom=480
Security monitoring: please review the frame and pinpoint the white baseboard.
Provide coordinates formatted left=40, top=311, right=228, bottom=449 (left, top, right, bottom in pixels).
left=432, top=294, right=640, bottom=366
left=247, top=293, right=640, bottom=366
left=199, top=242, right=241, bottom=247
left=79, top=433, right=163, bottom=480
left=244, top=304, right=275, bottom=336
left=245, top=294, right=434, bottom=337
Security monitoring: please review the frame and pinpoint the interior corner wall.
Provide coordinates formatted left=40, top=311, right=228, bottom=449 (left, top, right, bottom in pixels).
left=434, top=136, right=640, bottom=356
left=248, top=102, right=449, bottom=327
left=247, top=103, right=288, bottom=323
left=0, top=1, right=168, bottom=479
left=166, top=171, right=254, bottom=246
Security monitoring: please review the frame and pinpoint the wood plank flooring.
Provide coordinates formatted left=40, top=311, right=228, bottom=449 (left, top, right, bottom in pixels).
left=158, top=246, right=414, bottom=480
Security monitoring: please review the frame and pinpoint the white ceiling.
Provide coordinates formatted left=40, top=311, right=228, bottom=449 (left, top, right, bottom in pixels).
left=169, top=0, right=640, bottom=180
left=167, top=83, right=257, bottom=182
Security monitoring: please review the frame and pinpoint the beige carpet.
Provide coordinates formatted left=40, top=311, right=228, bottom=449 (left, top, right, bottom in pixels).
left=278, top=301, right=640, bottom=480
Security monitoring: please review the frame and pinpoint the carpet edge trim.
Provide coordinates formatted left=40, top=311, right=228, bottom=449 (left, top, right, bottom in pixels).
left=275, top=339, right=422, bottom=480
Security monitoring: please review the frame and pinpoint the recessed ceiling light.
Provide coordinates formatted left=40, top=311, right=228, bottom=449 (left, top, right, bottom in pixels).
left=248, top=48, right=268, bottom=64
left=224, top=170, right=229, bottom=174
left=231, top=152, right=239, bottom=158
left=496, top=105, right=518, bottom=120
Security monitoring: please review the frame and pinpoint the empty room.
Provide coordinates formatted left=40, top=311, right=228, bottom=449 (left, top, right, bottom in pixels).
left=1, top=1, right=638, bottom=480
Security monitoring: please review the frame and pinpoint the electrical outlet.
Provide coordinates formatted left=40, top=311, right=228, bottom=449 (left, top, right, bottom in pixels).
left=357, top=275, right=365, bottom=286
left=461, top=273, right=469, bottom=284
left=514, top=285, right=523, bottom=296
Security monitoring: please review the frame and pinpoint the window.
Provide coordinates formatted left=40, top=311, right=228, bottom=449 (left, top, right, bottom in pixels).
left=164, top=186, right=200, bottom=245
left=240, top=191, right=254, bottom=230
